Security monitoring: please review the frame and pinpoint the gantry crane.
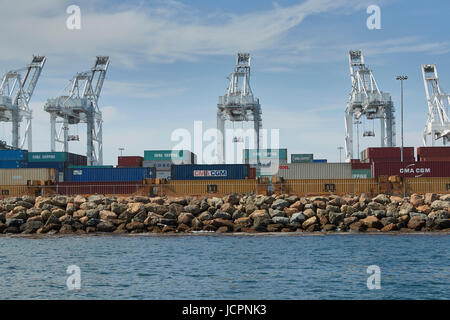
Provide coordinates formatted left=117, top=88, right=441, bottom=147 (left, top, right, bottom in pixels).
left=422, top=64, right=450, bottom=145
left=217, top=53, right=262, bottom=163
left=0, top=56, right=46, bottom=151
left=344, top=50, right=396, bottom=161
left=44, top=56, right=109, bottom=165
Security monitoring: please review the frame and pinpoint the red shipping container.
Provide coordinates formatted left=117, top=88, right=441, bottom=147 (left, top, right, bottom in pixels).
left=56, top=181, right=142, bottom=195
left=419, top=156, right=450, bottom=162
left=350, top=159, right=360, bottom=163
left=372, top=161, right=450, bottom=178
left=351, top=162, right=371, bottom=170
left=363, top=147, right=414, bottom=162
left=417, top=146, right=450, bottom=158
left=249, top=167, right=256, bottom=179
left=118, top=156, right=143, bottom=167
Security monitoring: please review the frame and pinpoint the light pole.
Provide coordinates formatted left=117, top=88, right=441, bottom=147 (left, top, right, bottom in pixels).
left=396, top=75, right=408, bottom=162
left=119, top=147, right=124, bottom=156
left=354, top=120, right=362, bottom=159
left=337, top=146, right=344, bottom=163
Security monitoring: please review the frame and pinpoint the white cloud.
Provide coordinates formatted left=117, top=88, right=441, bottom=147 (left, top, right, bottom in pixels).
left=0, top=0, right=377, bottom=67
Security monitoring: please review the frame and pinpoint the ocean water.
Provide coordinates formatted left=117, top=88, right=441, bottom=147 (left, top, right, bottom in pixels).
left=0, top=233, right=449, bottom=300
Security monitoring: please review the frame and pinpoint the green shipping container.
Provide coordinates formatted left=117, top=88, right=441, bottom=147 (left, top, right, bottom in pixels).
left=28, top=152, right=67, bottom=162
left=144, top=150, right=189, bottom=161
left=291, top=154, right=313, bottom=163
left=244, top=149, right=288, bottom=161
left=351, top=169, right=371, bottom=178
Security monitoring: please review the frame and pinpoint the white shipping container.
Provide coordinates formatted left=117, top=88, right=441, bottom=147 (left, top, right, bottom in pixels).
left=156, top=171, right=171, bottom=179
left=0, top=168, right=57, bottom=185
left=276, top=163, right=352, bottom=179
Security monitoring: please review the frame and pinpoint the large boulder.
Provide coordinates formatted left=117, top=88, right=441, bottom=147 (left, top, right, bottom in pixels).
left=372, top=194, right=390, bottom=204
left=178, top=212, right=195, bottom=226
left=99, top=210, right=117, bottom=221
left=302, top=216, right=318, bottom=230
left=407, top=216, right=426, bottom=230
left=329, top=212, right=344, bottom=225
left=424, top=193, right=438, bottom=205
left=271, top=199, right=290, bottom=211
left=272, top=216, right=289, bottom=225
left=430, top=200, right=449, bottom=211
left=361, top=216, right=383, bottom=229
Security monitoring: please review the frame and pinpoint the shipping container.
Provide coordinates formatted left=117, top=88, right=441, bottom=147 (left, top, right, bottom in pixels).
left=243, top=148, right=288, bottom=162
left=417, top=146, right=450, bottom=160
left=171, top=164, right=251, bottom=180
left=0, top=168, right=56, bottom=185
left=64, top=167, right=156, bottom=182
left=0, top=150, right=28, bottom=161
left=361, top=147, right=415, bottom=163
left=313, top=159, right=327, bottom=163
left=0, top=185, right=30, bottom=198
left=351, top=169, right=372, bottom=178
left=291, top=154, right=313, bottom=163
left=418, top=156, right=450, bottom=162
left=276, top=163, right=352, bottom=179
left=143, top=150, right=196, bottom=164
left=68, top=165, right=114, bottom=168
left=56, top=181, right=143, bottom=195
left=284, top=179, right=378, bottom=196
left=156, top=171, right=171, bottom=179
left=404, top=177, right=450, bottom=194
left=28, top=152, right=87, bottom=166
left=372, top=161, right=450, bottom=178
left=118, top=156, right=143, bottom=167
left=167, top=179, right=257, bottom=195
left=143, top=160, right=172, bottom=171
left=0, top=160, right=27, bottom=168
left=26, top=161, right=66, bottom=172
left=351, top=162, right=372, bottom=170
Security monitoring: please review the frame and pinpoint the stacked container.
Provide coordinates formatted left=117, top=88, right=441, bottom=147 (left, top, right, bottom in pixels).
left=351, top=162, right=372, bottom=178
left=118, top=156, right=143, bottom=167
left=372, top=161, right=450, bottom=178
left=361, top=147, right=415, bottom=163
left=0, top=150, right=28, bottom=168
left=143, top=150, right=197, bottom=179
left=0, top=168, right=56, bottom=185
left=27, top=151, right=88, bottom=181
left=276, top=163, right=352, bottom=179
left=171, top=164, right=251, bottom=180
left=64, top=167, right=156, bottom=182
left=291, top=154, right=313, bottom=163
left=417, top=147, right=450, bottom=162
left=243, top=148, right=288, bottom=177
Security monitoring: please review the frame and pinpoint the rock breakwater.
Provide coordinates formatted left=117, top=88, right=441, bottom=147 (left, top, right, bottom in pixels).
left=1, top=193, right=449, bottom=235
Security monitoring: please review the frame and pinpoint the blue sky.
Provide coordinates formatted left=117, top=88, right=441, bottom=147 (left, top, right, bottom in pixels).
left=0, top=0, right=449, bottom=164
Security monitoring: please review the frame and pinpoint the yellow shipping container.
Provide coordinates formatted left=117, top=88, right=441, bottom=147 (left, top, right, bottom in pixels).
left=0, top=185, right=31, bottom=198
left=404, top=177, right=450, bottom=194
left=0, top=168, right=56, bottom=186
left=166, top=179, right=257, bottom=196
left=283, top=179, right=379, bottom=196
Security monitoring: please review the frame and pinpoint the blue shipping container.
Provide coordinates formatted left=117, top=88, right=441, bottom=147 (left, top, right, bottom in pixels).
left=0, top=160, right=27, bottom=168
left=64, top=167, right=156, bottom=182
left=313, top=159, right=328, bottom=163
left=0, top=150, right=28, bottom=161
left=26, top=161, right=66, bottom=172
left=171, top=164, right=250, bottom=180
